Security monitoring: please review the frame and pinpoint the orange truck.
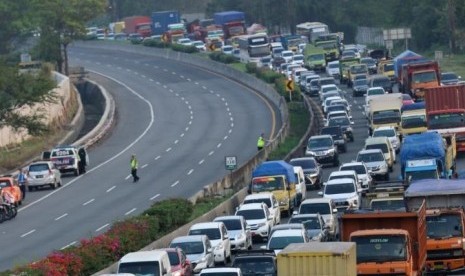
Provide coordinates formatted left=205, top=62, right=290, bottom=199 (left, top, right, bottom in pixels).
left=405, top=179, right=465, bottom=274
left=424, top=85, right=465, bottom=153
left=400, top=61, right=440, bottom=101
left=340, top=201, right=427, bottom=275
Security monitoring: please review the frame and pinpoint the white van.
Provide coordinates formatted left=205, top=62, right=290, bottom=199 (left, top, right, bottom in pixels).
left=364, top=136, right=396, bottom=171
left=117, top=250, right=172, bottom=276
left=292, top=166, right=307, bottom=205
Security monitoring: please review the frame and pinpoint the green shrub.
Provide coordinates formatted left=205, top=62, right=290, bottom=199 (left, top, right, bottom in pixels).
left=171, top=44, right=198, bottom=53
left=219, top=54, right=238, bottom=64
left=245, top=62, right=257, bottom=74
left=143, top=39, right=169, bottom=48
left=255, top=68, right=282, bottom=83
left=143, top=198, right=194, bottom=229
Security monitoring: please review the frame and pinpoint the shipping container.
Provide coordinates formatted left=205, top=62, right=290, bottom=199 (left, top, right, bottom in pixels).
left=277, top=242, right=357, bottom=276
left=151, top=10, right=181, bottom=35
left=213, top=11, right=245, bottom=26
left=425, top=85, right=465, bottom=112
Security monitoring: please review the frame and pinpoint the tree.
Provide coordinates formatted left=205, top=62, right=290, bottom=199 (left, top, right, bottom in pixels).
left=0, top=62, right=56, bottom=135
left=31, top=0, right=107, bottom=75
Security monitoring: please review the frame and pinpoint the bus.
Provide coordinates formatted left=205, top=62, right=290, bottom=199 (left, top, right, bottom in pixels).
left=296, top=22, right=329, bottom=43
left=237, top=33, right=271, bottom=63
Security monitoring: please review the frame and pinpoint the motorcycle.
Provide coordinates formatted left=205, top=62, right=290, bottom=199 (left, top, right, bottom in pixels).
left=0, top=190, right=17, bottom=222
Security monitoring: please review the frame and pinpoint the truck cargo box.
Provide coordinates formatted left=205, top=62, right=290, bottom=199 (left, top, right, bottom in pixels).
left=214, top=11, right=245, bottom=26
left=252, top=160, right=297, bottom=183
left=405, top=179, right=465, bottom=210
left=277, top=242, right=356, bottom=276
left=151, top=10, right=180, bottom=35
left=425, top=85, right=465, bottom=112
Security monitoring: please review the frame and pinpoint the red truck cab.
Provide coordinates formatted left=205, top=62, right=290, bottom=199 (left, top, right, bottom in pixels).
left=401, top=61, right=440, bottom=101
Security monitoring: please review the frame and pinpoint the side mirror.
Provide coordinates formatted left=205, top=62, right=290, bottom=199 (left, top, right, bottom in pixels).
left=350, top=121, right=354, bottom=125
left=318, top=191, right=323, bottom=196
left=292, top=210, right=298, bottom=215
left=224, top=234, right=229, bottom=239
left=207, top=248, right=213, bottom=253
left=333, top=208, right=338, bottom=213
left=323, top=182, right=327, bottom=186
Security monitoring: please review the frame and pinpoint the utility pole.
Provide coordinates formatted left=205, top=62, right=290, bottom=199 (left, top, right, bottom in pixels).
left=447, top=0, right=457, bottom=54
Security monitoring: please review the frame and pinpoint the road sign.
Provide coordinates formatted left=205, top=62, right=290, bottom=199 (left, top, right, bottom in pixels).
left=286, top=79, right=294, bottom=92
left=225, top=156, right=237, bottom=170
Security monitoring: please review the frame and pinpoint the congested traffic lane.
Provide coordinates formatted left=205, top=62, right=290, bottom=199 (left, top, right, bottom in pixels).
left=0, top=42, right=282, bottom=270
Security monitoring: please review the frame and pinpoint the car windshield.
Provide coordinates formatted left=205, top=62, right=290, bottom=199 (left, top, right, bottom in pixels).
left=371, top=200, right=405, bottom=211
left=217, top=219, right=242, bottom=230
left=354, top=79, right=367, bottom=86
left=426, top=214, right=463, bottom=238
left=328, top=117, right=350, bottom=126
left=373, top=129, right=395, bottom=138
left=326, top=105, right=346, bottom=113
left=412, top=71, right=437, bottom=83
left=321, top=127, right=342, bottom=136
left=283, top=52, right=293, bottom=57
left=28, top=164, right=49, bottom=171
left=261, top=57, right=271, bottom=63
left=233, top=257, right=276, bottom=274
left=441, top=73, right=458, bottom=81
left=353, top=235, right=406, bottom=263
left=118, top=261, right=160, bottom=276
left=361, top=59, right=376, bottom=66
left=236, top=209, right=265, bottom=220
left=373, top=78, right=391, bottom=87
left=268, top=236, right=305, bottom=250
left=244, top=198, right=273, bottom=208
left=365, top=143, right=388, bottom=154
left=293, top=55, right=304, bottom=61
left=170, top=241, right=204, bottom=255
left=341, top=165, right=367, bottom=175
left=428, top=113, right=465, bottom=129
left=0, top=181, right=11, bottom=188
left=330, top=100, right=348, bottom=107
left=302, top=218, right=321, bottom=229
left=328, top=63, right=339, bottom=69
left=357, top=152, right=384, bottom=162
left=324, top=183, right=355, bottom=194
left=308, top=138, right=332, bottom=148
left=383, top=63, right=394, bottom=71
left=299, top=203, right=330, bottom=215
left=252, top=176, right=285, bottom=192
left=189, top=228, right=221, bottom=240
left=290, top=159, right=317, bottom=170
left=319, top=78, right=336, bottom=86
left=330, top=175, right=356, bottom=183
left=372, top=110, right=400, bottom=124
left=367, top=89, right=384, bottom=95
left=167, top=251, right=180, bottom=266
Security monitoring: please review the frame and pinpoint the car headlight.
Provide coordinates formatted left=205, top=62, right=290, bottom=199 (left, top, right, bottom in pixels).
left=346, top=127, right=353, bottom=132
left=216, top=243, right=224, bottom=250
left=173, top=271, right=182, bottom=276
left=236, top=233, right=245, bottom=240
left=49, top=174, right=55, bottom=179
left=200, top=256, right=207, bottom=262
left=325, top=148, right=335, bottom=155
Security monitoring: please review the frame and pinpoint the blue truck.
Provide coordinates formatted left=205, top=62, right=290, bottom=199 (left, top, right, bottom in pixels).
left=399, top=132, right=456, bottom=182
left=151, top=10, right=181, bottom=35
left=213, top=11, right=246, bottom=40
left=249, top=161, right=298, bottom=216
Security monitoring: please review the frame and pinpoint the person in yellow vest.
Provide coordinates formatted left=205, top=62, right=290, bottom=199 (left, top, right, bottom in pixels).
left=257, top=133, right=267, bottom=151
left=130, top=154, right=140, bottom=182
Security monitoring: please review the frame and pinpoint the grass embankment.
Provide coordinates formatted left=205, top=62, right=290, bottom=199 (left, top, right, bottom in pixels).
left=437, top=54, right=465, bottom=78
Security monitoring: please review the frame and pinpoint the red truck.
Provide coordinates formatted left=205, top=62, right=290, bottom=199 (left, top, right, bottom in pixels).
left=340, top=201, right=427, bottom=276
left=400, top=61, right=440, bottom=101
left=123, top=16, right=152, bottom=37
left=425, top=85, right=465, bottom=152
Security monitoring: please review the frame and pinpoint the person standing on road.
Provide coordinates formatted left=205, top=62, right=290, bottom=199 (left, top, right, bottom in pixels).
left=17, top=169, right=27, bottom=199
left=257, top=133, right=267, bottom=151
left=130, top=155, right=140, bottom=182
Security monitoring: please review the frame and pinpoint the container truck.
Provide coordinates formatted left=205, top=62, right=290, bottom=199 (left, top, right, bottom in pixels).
left=405, top=179, right=465, bottom=274
left=151, top=10, right=181, bottom=36
left=248, top=160, right=298, bottom=216
left=280, top=34, right=304, bottom=53
left=123, top=16, right=152, bottom=37
left=213, top=11, right=246, bottom=40
left=367, top=93, right=403, bottom=135
left=277, top=242, right=357, bottom=276
left=400, top=102, right=427, bottom=137
left=339, top=201, right=427, bottom=276
left=393, top=50, right=427, bottom=82
left=400, top=61, right=440, bottom=101
left=399, top=132, right=456, bottom=182
left=425, top=85, right=465, bottom=152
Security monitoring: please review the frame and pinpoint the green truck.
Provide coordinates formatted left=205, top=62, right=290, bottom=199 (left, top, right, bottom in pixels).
left=339, top=57, right=360, bottom=84
left=315, top=39, right=339, bottom=62
left=304, top=45, right=326, bottom=72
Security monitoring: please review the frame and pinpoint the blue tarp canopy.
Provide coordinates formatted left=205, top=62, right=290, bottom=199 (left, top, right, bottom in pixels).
left=393, top=50, right=427, bottom=78
left=399, top=132, right=444, bottom=165
left=401, top=102, right=425, bottom=112
left=405, top=179, right=465, bottom=197
left=252, top=160, right=297, bottom=183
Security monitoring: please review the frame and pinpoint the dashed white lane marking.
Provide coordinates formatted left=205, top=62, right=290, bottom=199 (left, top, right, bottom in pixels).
left=185, top=127, right=189, bottom=131
left=125, top=174, right=131, bottom=180
left=180, top=133, right=185, bottom=137
left=202, top=86, right=207, bottom=89
left=224, top=136, right=228, bottom=140
left=229, top=129, right=232, bottom=133
left=55, top=213, right=68, bottom=221
left=106, top=186, right=116, bottom=192
left=187, top=78, right=191, bottom=81
left=174, top=140, right=179, bottom=144
left=96, top=223, right=109, bottom=232
left=217, top=143, right=222, bottom=148
left=166, top=147, right=172, bottom=152
left=194, top=82, right=199, bottom=85
left=171, top=180, right=179, bottom=187
left=187, top=169, right=194, bottom=175
left=209, top=151, right=214, bottom=156
left=21, top=229, right=36, bottom=238
left=149, top=79, right=154, bottom=82
left=125, top=208, right=137, bottom=216
left=155, top=155, right=161, bottom=160
left=150, top=194, right=160, bottom=200
left=188, top=121, right=192, bottom=125
left=61, top=241, right=76, bottom=250
left=83, top=199, right=95, bottom=206
left=199, top=159, right=204, bottom=165
left=141, top=164, right=148, bottom=169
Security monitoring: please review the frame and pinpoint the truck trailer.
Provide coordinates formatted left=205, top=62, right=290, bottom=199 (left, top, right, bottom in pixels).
left=425, top=85, right=465, bottom=152
left=339, top=201, right=427, bottom=276
left=151, top=10, right=181, bottom=36
left=405, top=179, right=465, bottom=274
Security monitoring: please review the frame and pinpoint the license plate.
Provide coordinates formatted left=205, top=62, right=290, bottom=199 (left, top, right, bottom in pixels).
left=36, top=175, right=44, bottom=179
left=434, top=264, right=443, bottom=270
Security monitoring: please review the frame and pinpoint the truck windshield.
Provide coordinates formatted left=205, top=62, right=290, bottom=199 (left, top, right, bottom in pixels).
left=324, top=183, right=355, bottom=194
left=412, top=71, right=437, bottom=83
left=309, top=54, right=325, bottom=61
left=372, top=110, right=400, bottom=124
left=427, top=214, right=463, bottom=239
left=401, top=115, right=427, bottom=129
left=118, top=261, right=160, bottom=276
left=233, top=257, right=276, bottom=275
left=350, top=66, right=367, bottom=74
left=300, top=203, right=330, bottom=215
left=428, top=113, right=465, bottom=129
left=357, top=152, right=384, bottom=162
left=352, top=235, right=407, bottom=263
left=383, top=63, right=394, bottom=71
left=252, top=177, right=285, bottom=192
left=405, top=170, right=439, bottom=181
left=370, top=199, right=405, bottom=210
left=249, top=45, right=270, bottom=58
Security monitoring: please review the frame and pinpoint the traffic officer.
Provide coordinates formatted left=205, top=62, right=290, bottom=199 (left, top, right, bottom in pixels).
left=257, top=133, right=266, bottom=151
